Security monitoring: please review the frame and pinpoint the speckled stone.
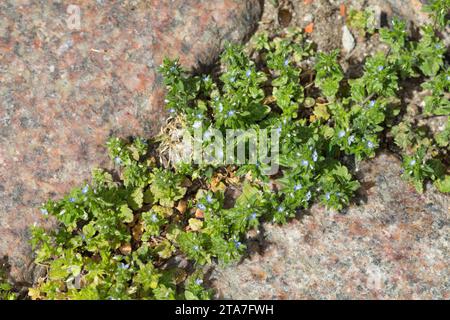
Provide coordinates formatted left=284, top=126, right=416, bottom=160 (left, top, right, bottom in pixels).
left=0, top=0, right=261, bottom=283
left=212, top=153, right=449, bottom=299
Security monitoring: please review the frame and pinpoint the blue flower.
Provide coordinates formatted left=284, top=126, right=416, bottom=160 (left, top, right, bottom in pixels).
left=82, top=185, right=89, bottom=194
left=369, top=100, right=376, bottom=107
left=284, top=58, right=289, bottom=66
left=197, top=203, right=206, bottom=211
left=325, top=192, right=331, bottom=201
left=446, top=75, right=450, bottom=81
left=193, top=121, right=202, bottom=129
left=294, top=184, right=302, bottom=191
left=196, top=114, right=203, bottom=119
left=114, top=156, right=122, bottom=165
left=69, top=197, right=76, bottom=203
left=227, top=110, right=235, bottom=117
left=206, top=194, right=213, bottom=203
left=193, top=245, right=200, bottom=251
left=234, top=240, right=242, bottom=249
left=435, top=44, right=441, bottom=49
left=230, top=76, right=236, bottom=83
left=195, top=278, right=203, bottom=285
left=40, top=208, right=48, bottom=216
left=250, top=212, right=257, bottom=220
left=338, top=130, right=346, bottom=138
left=168, top=108, right=175, bottom=113
left=118, top=263, right=130, bottom=270
left=203, top=130, right=212, bottom=139
left=218, top=103, right=223, bottom=112
left=301, top=159, right=309, bottom=167
left=203, top=75, right=210, bottom=81
left=246, top=69, right=251, bottom=77
left=151, top=214, right=158, bottom=223
left=277, top=206, right=284, bottom=213
left=348, top=135, right=355, bottom=145
left=367, top=141, right=374, bottom=149
left=276, top=126, right=282, bottom=134
left=312, top=150, right=318, bottom=162
left=305, top=191, right=312, bottom=201
left=377, top=65, right=384, bottom=71
left=409, top=159, right=416, bottom=166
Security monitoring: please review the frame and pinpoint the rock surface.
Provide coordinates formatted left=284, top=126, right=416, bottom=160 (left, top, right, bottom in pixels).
left=0, top=0, right=262, bottom=283
left=342, top=25, right=355, bottom=53
left=212, top=153, right=449, bottom=299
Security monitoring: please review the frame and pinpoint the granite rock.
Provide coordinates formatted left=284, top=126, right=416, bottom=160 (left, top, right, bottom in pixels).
left=0, top=0, right=262, bottom=283
left=212, top=153, right=449, bottom=299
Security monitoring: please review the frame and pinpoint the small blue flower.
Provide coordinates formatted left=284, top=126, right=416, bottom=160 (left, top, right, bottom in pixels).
left=114, top=156, right=121, bottom=165
left=193, top=121, right=202, bottom=129
left=227, top=110, right=235, bottom=117
left=284, top=58, right=289, bottom=66
left=195, top=278, right=203, bottom=285
left=69, top=197, right=76, bottom=203
left=218, top=103, right=223, bottom=112
left=197, top=203, right=206, bottom=211
left=369, top=100, right=376, bottom=107
left=276, top=126, right=282, bottom=134
left=294, top=184, right=302, bottom=191
left=325, top=192, right=331, bottom=201
left=277, top=206, right=284, bottom=213
left=246, top=69, right=251, bottom=77
left=377, top=65, right=384, bottom=71
left=250, top=212, right=257, bottom=220
left=305, top=191, right=312, bottom=201
left=301, top=159, right=309, bottom=167
left=338, top=130, right=346, bottom=138
left=118, top=263, right=130, bottom=270
left=206, top=194, right=213, bottom=203
left=151, top=214, right=158, bottom=223
left=348, top=135, right=355, bottom=145
left=409, top=159, right=416, bottom=166
left=193, top=245, right=200, bottom=251
left=230, top=76, right=236, bottom=83
left=203, top=75, right=210, bottom=81
left=234, top=240, right=242, bottom=249
left=196, top=114, right=203, bottom=119
left=203, top=130, right=212, bottom=139
left=367, top=141, right=374, bottom=149
left=446, top=75, right=450, bottom=81
left=40, top=208, right=48, bottom=216
left=312, top=150, right=318, bottom=162
left=82, top=185, right=89, bottom=194
left=435, top=44, right=441, bottom=50
left=168, top=108, right=175, bottom=113
left=170, top=66, right=176, bottom=72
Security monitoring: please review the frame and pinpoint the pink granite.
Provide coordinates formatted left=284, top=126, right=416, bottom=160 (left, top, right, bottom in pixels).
left=212, top=153, right=449, bottom=299
left=0, top=0, right=262, bottom=283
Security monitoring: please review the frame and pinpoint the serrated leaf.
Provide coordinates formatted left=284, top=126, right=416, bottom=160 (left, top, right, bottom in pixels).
left=128, top=188, right=143, bottom=210
left=120, top=204, right=134, bottom=223
left=188, top=218, right=203, bottom=231
left=313, top=104, right=330, bottom=120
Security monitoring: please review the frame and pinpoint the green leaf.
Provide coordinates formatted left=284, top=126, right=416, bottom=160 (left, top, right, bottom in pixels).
left=120, top=204, right=134, bottom=223
left=435, top=175, right=450, bottom=193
